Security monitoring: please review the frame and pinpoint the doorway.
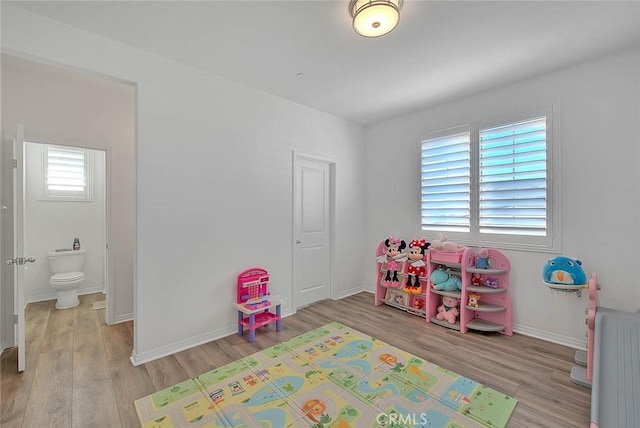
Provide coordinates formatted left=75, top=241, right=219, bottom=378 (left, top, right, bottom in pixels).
left=292, top=152, right=335, bottom=309
left=23, top=141, right=108, bottom=309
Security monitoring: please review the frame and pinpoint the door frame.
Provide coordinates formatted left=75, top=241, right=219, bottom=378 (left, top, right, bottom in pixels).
left=291, top=151, right=336, bottom=311
left=13, top=125, right=26, bottom=372
left=1, top=133, right=16, bottom=351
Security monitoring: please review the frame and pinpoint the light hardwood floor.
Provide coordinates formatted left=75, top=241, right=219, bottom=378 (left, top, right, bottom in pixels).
left=1, top=292, right=591, bottom=427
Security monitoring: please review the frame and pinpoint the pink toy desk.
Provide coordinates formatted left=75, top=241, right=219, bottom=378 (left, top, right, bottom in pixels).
left=234, top=267, right=282, bottom=343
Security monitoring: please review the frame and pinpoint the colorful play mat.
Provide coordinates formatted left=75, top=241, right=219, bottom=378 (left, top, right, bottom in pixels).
left=135, top=322, right=517, bottom=427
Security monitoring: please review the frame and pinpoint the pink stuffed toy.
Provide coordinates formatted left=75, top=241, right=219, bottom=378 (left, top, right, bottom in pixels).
left=376, top=236, right=407, bottom=288
left=430, top=233, right=465, bottom=253
left=436, top=296, right=460, bottom=324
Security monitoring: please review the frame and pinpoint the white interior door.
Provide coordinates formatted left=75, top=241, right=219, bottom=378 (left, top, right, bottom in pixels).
left=293, top=154, right=332, bottom=308
left=8, top=124, right=28, bottom=372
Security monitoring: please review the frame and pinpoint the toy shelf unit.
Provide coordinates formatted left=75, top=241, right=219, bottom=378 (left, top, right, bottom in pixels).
left=233, top=267, right=282, bottom=343
left=462, top=248, right=512, bottom=335
left=426, top=247, right=512, bottom=335
left=374, top=239, right=428, bottom=318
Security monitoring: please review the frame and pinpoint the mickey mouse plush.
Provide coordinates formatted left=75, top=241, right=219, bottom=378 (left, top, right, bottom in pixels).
left=404, top=238, right=429, bottom=294
left=376, top=236, right=407, bottom=288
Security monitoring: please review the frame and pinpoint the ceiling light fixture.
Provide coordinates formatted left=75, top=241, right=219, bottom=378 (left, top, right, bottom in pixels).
left=349, top=0, right=403, bottom=38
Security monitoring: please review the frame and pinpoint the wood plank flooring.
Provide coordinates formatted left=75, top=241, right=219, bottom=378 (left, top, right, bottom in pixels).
left=1, top=292, right=591, bottom=427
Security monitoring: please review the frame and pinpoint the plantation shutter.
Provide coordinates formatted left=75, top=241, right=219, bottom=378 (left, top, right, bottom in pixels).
left=478, top=117, right=547, bottom=236
left=421, top=130, right=471, bottom=232
left=46, top=145, right=87, bottom=193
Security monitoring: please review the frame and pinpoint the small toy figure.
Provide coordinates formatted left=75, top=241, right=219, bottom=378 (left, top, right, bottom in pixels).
left=468, top=293, right=481, bottom=308
left=475, top=248, right=490, bottom=269
left=394, top=294, right=405, bottom=305
left=436, top=296, right=460, bottom=324
left=376, top=236, right=407, bottom=288
left=404, top=238, right=429, bottom=294
left=484, top=277, right=500, bottom=288
left=471, top=272, right=483, bottom=286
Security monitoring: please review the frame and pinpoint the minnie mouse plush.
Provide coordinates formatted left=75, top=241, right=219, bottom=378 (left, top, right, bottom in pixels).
left=404, top=238, right=429, bottom=294
left=376, top=236, right=407, bottom=288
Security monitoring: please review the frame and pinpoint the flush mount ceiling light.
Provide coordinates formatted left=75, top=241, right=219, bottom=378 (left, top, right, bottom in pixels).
left=349, top=0, right=403, bottom=38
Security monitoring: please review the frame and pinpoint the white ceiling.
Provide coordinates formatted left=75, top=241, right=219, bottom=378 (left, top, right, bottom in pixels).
left=8, top=1, right=640, bottom=124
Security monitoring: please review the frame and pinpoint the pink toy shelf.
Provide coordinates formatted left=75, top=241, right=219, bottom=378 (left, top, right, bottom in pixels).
left=233, top=267, right=282, bottom=343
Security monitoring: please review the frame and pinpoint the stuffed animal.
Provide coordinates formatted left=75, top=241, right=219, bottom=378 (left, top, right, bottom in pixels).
left=484, top=277, right=499, bottom=288
left=475, top=248, right=490, bottom=269
left=436, top=296, right=459, bottom=324
left=404, top=238, right=429, bottom=294
left=376, top=236, right=407, bottom=288
left=430, top=233, right=465, bottom=253
left=429, top=266, right=462, bottom=291
left=542, top=256, right=587, bottom=285
left=468, top=293, right=481, bottom=308
left=471, top=272, right=483, bottom=286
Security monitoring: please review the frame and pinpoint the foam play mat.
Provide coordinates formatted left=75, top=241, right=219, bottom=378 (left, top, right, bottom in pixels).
left=135, top=322, right=517, bottom=427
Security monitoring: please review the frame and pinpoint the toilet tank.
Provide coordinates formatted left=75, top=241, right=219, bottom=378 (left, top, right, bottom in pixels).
left=48, top=250, right=86, bottom=274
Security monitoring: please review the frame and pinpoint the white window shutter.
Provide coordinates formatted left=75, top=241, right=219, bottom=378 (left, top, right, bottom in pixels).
left=421, top=130, right=471, bottom=232
left=42, top=144, right=93, bottom=201
left=478, top=117, right=547, bottom=236
left=46, top=145, right=87, bottom=194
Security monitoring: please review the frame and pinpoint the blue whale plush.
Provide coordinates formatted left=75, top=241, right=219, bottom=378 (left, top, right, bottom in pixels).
left=542, top=256, right=586, bottom=285
left=430, top=267, right=462, bottom=291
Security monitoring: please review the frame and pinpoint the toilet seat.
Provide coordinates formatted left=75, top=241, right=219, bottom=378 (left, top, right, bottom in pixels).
left=50, top=271, right=85, bottom=283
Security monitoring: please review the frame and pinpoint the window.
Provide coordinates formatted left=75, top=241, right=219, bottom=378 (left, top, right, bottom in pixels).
left=420, top=108, right=557, bottom=251
left=41, top=144, right=93, bottom=201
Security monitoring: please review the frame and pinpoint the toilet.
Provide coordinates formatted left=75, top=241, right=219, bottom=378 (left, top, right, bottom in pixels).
left=48, top=249, right=86, bottom=309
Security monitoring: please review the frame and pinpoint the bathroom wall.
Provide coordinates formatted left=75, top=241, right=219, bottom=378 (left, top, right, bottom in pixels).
left=23, top=143, right=106, bottom=302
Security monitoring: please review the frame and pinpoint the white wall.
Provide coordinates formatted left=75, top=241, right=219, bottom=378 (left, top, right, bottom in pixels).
left=23, top=143, right=106, bottom=302
left=1, top=55, right=136, bottom=323
left=1, top=5, right=366, bottom=363
left=365, top=47, right=640, bottom=348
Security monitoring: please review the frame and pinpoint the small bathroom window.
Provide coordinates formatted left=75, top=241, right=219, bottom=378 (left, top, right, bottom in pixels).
left=40, top=144, right=94, bottom=201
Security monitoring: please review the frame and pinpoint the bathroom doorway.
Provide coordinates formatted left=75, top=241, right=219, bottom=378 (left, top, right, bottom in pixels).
left=23, top=142, right=108, bottom=310
left=2, top=55, right=136, bottom=372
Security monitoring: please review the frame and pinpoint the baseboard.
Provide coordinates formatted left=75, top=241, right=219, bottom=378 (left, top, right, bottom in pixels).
left=27, top=286, right=106, bottom=304
left=363, top=286, right=376, bottom=294
left=335, top=285, right=365, bottom=300
left=360, top=290, right=585, bottom=349
left=130, top=325, right=238, bottom=366
left=124, top=295, right=583, bottom=365
left=113, top=312, right=133, bottom=324
left=130, top=306, right=296, bottom=366
left=1, top=341, right=14, bottom=355
left=512, top=323, right=587, bottom=350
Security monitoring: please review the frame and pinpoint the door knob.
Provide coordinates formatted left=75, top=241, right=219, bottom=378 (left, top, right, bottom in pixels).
left=295, top=240, right=301, bottom=244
